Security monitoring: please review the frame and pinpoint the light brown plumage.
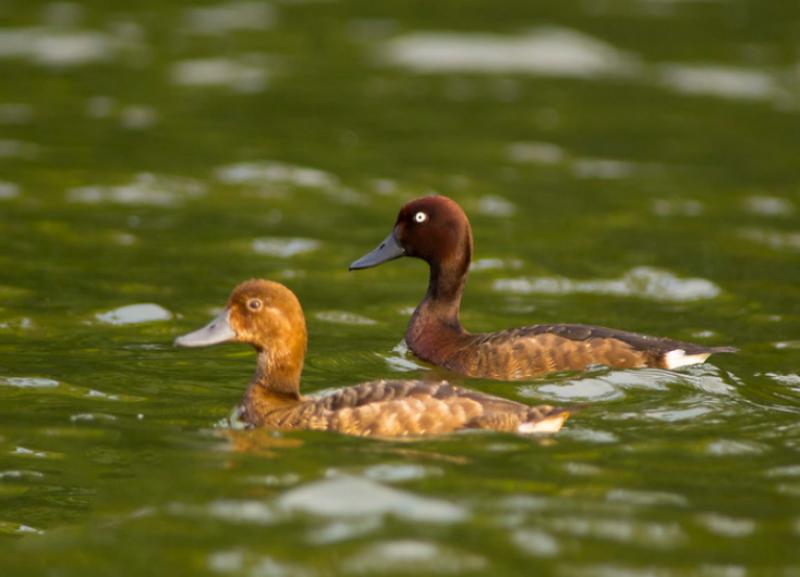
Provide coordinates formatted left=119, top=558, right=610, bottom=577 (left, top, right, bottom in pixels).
left=350, top=195, right=736, bottom=380
left=175, top=279, right=569, bottom=437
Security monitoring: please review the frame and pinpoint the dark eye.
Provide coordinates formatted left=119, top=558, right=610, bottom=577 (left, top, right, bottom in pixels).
left=247, top=298, right=262, bottom=311
left=414, top=211, right=428, bottom=223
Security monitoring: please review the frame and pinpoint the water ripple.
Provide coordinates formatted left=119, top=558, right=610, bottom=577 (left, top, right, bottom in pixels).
left=494, top=266, right=721, bottom=302
left=277, top=475, right=467, bottom=523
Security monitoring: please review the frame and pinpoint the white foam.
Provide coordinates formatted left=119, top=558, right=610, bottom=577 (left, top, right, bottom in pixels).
left=494, top=266, right=721, bottom=302
left=252, top=237, right=320, bottom=258
left=384, top=27, right=639, bottom=78
left=571, top=157, right=640, bottom=179
left=171, top=57, right=268, bottom=93
left=95, top=303, right=173, bottom=325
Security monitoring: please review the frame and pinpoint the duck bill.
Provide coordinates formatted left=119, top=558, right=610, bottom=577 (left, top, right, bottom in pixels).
left=174, top=309, right=236, bottom=348
left=349, top=230, right=405, bottom=271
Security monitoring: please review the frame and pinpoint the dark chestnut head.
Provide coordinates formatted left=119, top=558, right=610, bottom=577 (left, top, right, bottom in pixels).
left=175, top=279, right=307, bottom=360
left=349, top=195, right=472, bottom=270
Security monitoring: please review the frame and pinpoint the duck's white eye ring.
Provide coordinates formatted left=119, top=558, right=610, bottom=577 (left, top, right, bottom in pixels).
left=247, top=298, right=262, bottom=311
left=414, top=211, right=428, bottom=223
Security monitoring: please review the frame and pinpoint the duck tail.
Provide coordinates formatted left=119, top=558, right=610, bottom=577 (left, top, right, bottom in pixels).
left=517, top=407, right=570, bottom=434
left=662, top=344, right=737, bottom=370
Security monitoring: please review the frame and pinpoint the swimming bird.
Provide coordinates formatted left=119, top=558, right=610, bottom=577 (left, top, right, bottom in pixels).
left=174, top=279, right=569, bottom=436
left=349, top=195, right=736, bottom=380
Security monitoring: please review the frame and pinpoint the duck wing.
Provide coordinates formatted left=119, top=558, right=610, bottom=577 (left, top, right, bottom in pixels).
left=453, top=324, right=736, bottom=379
left=305, top=380, right=568, bottom=437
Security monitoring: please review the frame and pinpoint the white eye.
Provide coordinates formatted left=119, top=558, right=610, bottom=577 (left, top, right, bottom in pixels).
left=414, top=211, right=428, bottom=223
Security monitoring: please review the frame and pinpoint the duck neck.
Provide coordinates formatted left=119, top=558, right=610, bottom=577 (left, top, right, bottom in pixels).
left=247, top=347, right=303, bottom=401
left=408, top=237, right=472, bottom=348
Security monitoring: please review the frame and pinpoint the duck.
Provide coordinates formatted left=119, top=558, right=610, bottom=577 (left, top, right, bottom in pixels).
left=174, top=279, right=569, bottom=437
left=349, top=195, right=736, bottom=381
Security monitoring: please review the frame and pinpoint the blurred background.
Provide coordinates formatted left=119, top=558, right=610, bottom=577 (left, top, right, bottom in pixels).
left=1, top=1, right=799, bottom=575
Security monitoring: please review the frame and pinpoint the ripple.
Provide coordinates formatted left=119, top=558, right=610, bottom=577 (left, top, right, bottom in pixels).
left=652, top=198, right=704, bottom=217
left=277, top=475, right=467, bottom=523
left=0, top=27, right=118, bottom=67
left=0, top=139, right=39, bottom=159
left=383, top=27, right=639, bottom=78
left=0, top=103, right=33, bottom=124
left=705, top=439, right=768, bottom=456
left=572, top=158, right=640, bottom=180
left=658, top=63, right=781, bottom=102
left=508, top=141, right=565, bottom=165
left=0, top=181, right=19, bottom=200
left=67, top=173, right=206, bottom=206
left=208, top=550, right=309, bottom=576
left=315, top=311, right=377, bottom=326
left=207, top=500, right=275, bottom=525
left=95, top=303, right=173, bottom=325
left=252, top=237, right=320, bottom=258
left=119, top=105, right=158, bottom=130
left=741, top=228, right=800, bottom=252
left=476, top=195, right=515, bottom=217
left=744, top=195, right=795, bottom=217
left=171, top=56, right=268, bottom=93
left=606, top=489, right=688, bottom=507
left=306, top=517, right=381, bottom=545
left=512, top=528, right=561, bottom=557
left=1, top=376, right=59, bottom=388
left=183, top=1, right=275, bottom=36
left=470, top=257, right=524, bottom=272
left=547, top=516, right=686, bottom=548
left=766, top=465, right=800, bottom=478
left=696, top=513, right=756, bottom=538
left=494, top=266, right=721, bottom=302
left=0, top=520, right=44, bottom=536
left=11, top=446, right=51, bottom=458
left=343, top=540, right=487, bottom=574
left=216, top=161, right=339, bottom=189
left=531, top=378, right=621, bottom=401
left=69, top=413, right=117, bottom=423
left=362, top=463, right=441, bottom=483
left=0, top=469, right=44, bottom=480
left=562, top=427, right=619, bottom=444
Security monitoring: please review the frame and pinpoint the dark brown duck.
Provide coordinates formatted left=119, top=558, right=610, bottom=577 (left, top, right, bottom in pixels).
left=350, top=195, right=736, bottom=380
left=174, top=279, right=569, bottom=436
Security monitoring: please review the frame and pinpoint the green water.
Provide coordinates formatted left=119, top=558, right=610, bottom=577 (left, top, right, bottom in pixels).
left=2, top=0, right=800, bottom=575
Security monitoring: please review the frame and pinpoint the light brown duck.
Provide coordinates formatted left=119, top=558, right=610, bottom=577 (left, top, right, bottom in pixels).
left=350, top=195, right=736, bottom=380
left=174, top=279, right=569, bottom=437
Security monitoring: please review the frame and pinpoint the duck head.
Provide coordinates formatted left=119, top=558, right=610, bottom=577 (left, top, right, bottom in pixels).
left=175, top=279, right=307, bottom=396
left=349, top=195, right=472, bottom=272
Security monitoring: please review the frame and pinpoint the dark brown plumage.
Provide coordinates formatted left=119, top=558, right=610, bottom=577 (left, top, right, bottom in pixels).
left=174, top=279, right=569, bottom=436
left=350, top=195, right=736, bottom=380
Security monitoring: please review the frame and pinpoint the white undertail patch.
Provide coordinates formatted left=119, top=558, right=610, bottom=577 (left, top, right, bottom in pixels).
left=664, top=349, right=711, bottom=369
left=518, top=412, right=568, bottom=434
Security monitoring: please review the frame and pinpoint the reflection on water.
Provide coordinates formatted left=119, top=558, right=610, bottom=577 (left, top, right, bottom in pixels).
left=1, top=0, right=799, bottom=575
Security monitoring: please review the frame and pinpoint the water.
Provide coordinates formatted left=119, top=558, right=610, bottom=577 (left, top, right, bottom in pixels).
left=1, top=0, right=799, bottom=575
